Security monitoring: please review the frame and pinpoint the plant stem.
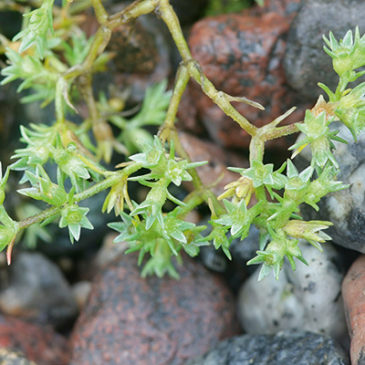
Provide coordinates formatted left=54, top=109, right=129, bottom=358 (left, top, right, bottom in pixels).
left=91, top=0, right=108, bottom=24
left=170, top=130, right=225, bottom=216
left=178, top=191, right=204, bottom=219
left=159, top=64, right=190, bottom=142
left=18, top=163, right=142, bottom=230
left=158, top=0, right=257, bottom=137
left=263, top=123, right=300, bottom=142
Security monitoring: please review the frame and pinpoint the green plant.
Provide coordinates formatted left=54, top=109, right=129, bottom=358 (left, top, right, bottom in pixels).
left=0, top=0, right=364, bottom=279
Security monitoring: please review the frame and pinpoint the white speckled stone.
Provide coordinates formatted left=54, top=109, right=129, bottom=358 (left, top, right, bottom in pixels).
left=238, top=243, right=347, bottom=343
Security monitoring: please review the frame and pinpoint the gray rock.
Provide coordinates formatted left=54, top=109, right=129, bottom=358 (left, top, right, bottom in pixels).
left=238, top=243, right=347, bottom=343
left=0, top=252, right=78, bottom=328
left=186, top=330, right=349, bottom=365
left=284, top=0, right=365, bottom=101
left=198, top=225, right=260, bottom=292
left=299, top=125, right=365, bottom=252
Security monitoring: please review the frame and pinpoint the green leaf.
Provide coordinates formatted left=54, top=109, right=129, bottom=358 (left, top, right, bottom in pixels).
left=59, top=204, right=93, bottom=243
left=14, top=0, right=55, bottom=58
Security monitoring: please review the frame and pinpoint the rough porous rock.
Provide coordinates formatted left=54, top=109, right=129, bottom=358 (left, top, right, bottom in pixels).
left=0, top=315, right=70, bottom=365
left=342, top=255, right=365, bottom=365
left=0, top=252, right=78, bottom=329
left=179, top=131, right=248, bottom=196
left=186, top=330, right=349, bottom=365
left=107, top=8, right=171, bottom=104
left=284, top=0, right=365, bottom=101
left=299, top=125, right=365, bottom=252
left=238, top=243, right=347, bottom=343
left=185, top=11, right=305, bottom=149
left=70, top=253, right=238, bottom=365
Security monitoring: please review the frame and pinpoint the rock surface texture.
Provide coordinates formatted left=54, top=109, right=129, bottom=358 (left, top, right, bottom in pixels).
left=0, top=252, right=78, bottom=329
left=299, top=125, right=365, bottom=252
left=186, top=330, right=349, bottom=365
left=70, top=253, right=238, bottom=365
left=0, top=315, right=70, bottom=365
left=183, top=4, right=305, bottom=149
left=284, top=0, right=365, bottom=101
left=238, top=243, right=347, bottom=342
left=342, top=255, right=365, bottom=365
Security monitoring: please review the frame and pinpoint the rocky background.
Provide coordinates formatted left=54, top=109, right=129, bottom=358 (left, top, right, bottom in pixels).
left=0, top=0, right=365, bottom=364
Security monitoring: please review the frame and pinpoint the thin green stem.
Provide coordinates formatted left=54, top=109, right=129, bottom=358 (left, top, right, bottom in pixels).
left=170, top=130, right=225, bottom=216
left=18, top=163, right=142, bottom=230
left=55, top=77, right=66, bottom=124
left=176, top=191, right=204, bottom=219
left=158, top=0, right=257, bottom=137
left=249, top=136, right=265, bottom=165
left=91, top=0, right=108, bottom=24
left=108, top=0, right=159, bottom=29
left=263, top=123, right=300, bottom=142
left=159, top=63, right=190, bottom=142
left=335, top=76, right=349, bottom=100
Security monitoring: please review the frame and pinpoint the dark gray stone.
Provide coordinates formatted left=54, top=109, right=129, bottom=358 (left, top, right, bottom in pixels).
left=284, top=0, right=365, bottom=101
left=186, top=330, right=349, bottom=365
left=198, top=225, right=260, bottom=292
left=0, top=252, right=78, bottom=329
left=170, top=0, right=209, bottom=25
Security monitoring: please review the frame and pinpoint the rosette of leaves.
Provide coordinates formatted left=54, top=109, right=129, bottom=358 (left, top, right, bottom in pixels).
left=289, top=110, right=345, bottom=169
left=322, top=28, right=365, bottom=85
left=59, top=203, right=93, bottom=243
left=319, top=28, right=365, bottom=137
left=109, top=210, right=207, bottom=278
left=108, top=138, right=207, bottom=277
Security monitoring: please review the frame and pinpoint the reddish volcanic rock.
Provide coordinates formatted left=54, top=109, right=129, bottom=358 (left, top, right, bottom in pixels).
left=0, top=315, right=70, bottom=365
left=70, top=253, right=239, bottom=365
left=183, top=10, right=306, bottom=149
left=342, top=255, right=365, bottom=365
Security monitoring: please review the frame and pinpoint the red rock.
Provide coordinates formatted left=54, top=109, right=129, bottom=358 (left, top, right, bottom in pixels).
left=342, top=255, right=365, bottom=365
left=181, top=10, right=307, bottom=149
left=0, top=315, right=70, bottom=365
left=70, top=253, right=239, bottom=365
